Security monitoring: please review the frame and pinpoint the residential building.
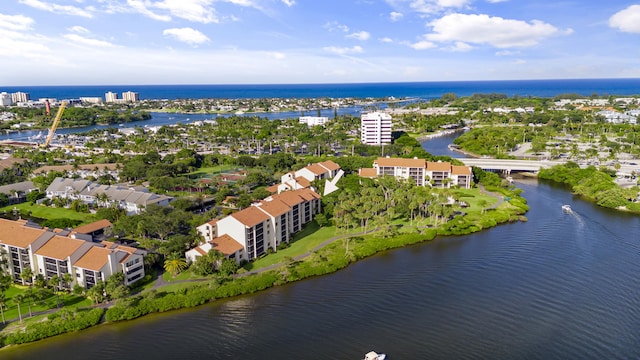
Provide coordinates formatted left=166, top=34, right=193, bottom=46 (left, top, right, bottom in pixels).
left=45, top=177, right=173, bottom=214
left=187, top=188, right=322, bottom=264
left=0, top=218, right=145, bottom=288
left=278, top=160, right=341, bottom=193
left=299, top=116, right=329, bottom=127
left=33, top=163, right=122, bottom=180
left=359, top=157, right=473, bottom=189
left=80, top=97, right=103, bottom=104
left=0, top=92, right=12, bottom=106
left=105, top=92, right=118, bottom=103
left=122, top=91, right=139, bottom=102
left=0, top=181, right=36, bottom=204
left=11, top=92, right=30, bottom=103
left=361, top=112, right=392, bottom=145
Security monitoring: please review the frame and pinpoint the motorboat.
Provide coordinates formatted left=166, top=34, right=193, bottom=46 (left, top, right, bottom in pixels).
left=562, top=204, right=572, bottom=213
left=363, top=351, right=386, bottom=360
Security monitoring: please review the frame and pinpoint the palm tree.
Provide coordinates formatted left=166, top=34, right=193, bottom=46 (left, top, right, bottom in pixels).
left=0, top=292, right=6, bottom=324
left=20, top=267, right=33, bottom=286
left=164, top=254, right=188, bottom=276
left=62, top=273, right=73, bottom=292
left=13, top=294, right=24, bottom=323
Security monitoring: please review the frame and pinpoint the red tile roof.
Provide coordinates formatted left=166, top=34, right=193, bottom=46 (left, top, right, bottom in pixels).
left=73, top=219, right=113, bottom=234
left=210, top=234, right=244, bottom=256
left=426, top=161, right=452, bottom=171
left=35, top=235, right=86, bottom=260
left=451, top=165, right=472, bottom=175
left=230, top=206, right=271, bottom=227
left=359, top=168, right=377, bottom=178
left=319, top=160, right=340, bottom=171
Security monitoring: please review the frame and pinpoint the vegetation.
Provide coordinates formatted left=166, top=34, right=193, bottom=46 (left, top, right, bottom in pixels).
left=539, top=163, right=640, bottom=211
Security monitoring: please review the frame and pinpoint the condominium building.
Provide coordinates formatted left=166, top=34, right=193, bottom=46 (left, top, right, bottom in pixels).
left=361, top=112, right=392, bottom=145
left=0, top=92, right=12, bottom=106
left=105, top=92, right=118, bottom=103
left=187, top=188, right=322, bottom=264
left=299, top=116, right=329, bottom=127
left=278, top=160, right=341, bottom=193
left=11, top=92, right=30, bottom=103
left=359, top=157, right=473, bottom=189
left=122, top=91, right=139, bottom=102
left=0, top=218, right=145, bottom=288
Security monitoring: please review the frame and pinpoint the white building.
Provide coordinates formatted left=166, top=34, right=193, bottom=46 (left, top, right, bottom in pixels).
left=187, top=188, right=322, bottom=264
left=359, top=157, right=473, bottom=189
left=0, top=218, right=145, bottom=288
left=11, top=92, right=29, bottom=103
left=105, top=92, right=118, bottom=103
left=278, top=160, right=341, bottom=193
left=361, top=112, right=392, bottom=145
left=0, top=92, right=12, bottom=106
left=299, top=116, right=329, bottom=127
left=80, top=97, right=103, bottom=104
left=122, top=91, right=139, bottom=102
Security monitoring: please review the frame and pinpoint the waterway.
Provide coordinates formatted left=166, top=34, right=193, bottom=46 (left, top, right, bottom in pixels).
left=4, top=139, right=640, bottom=359
left=0, top=105, right=378, bottom=142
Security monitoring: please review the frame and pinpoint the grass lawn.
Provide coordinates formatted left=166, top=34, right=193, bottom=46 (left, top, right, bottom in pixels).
left=187, top=165, right=245, bottom=180
left=248, top=222, right=345, bottom=271
left=0, top=203, right=97, bottom=224
left=162, top=270, right=206, bottom=282
left=1, top=285, right=91, bottom=324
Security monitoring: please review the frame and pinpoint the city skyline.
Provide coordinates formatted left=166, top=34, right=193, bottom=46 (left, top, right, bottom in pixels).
left=1, top=0, right=640, bottom=86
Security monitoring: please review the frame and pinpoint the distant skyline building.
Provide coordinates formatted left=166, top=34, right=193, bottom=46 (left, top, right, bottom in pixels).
left=360, top=111, right=392, bottom=145
left=0, top=92, right=12, bottom=106
left=122, top=91, right=139, bottom=102
left=299, top=116, right=329, bottom=127
left=105, top=91, right=118, bottom=103
left=80, top=97, right=103, bottom=104
left=11, top=92, right=29, bottom=103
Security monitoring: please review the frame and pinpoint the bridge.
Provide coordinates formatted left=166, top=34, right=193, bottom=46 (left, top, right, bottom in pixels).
left=453, top=158, right=567, bottom=173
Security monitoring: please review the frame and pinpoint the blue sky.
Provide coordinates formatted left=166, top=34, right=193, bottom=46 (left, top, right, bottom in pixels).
left=1, top=0, right=640, bottom=85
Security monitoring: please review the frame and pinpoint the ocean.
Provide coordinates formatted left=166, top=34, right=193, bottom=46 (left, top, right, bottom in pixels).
left=2, top=78, right=640, bottom=101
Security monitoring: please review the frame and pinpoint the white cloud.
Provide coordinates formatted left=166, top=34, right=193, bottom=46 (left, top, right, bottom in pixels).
left=379, top=37, right=393, bottom=43
left=346, top=31, right=370, bottom=41
left=64, top=33, right=116, bottom=47
left=390, top=11, right=403, bottom=21
left=486, top=0, right=508, bottom=3
left=609, top=5, right=640, bottom=34
left=163, top=27, right=210, bottom=45
left=446, top=41, right=472, bottom=51
left=426, top=13, right=561, bottom=48
left=385, top=0, right=472, bottom=14
left=323, top=21, right=349, bottom=32
left=323, top=45, right=364, bottom=55
left=281, top=0, right=295, bottom=6
left=409, top=39, right=436, bottom=50
left=127, top=0, right=172, bottom=21
left=496, top=50, right=519, bottom=56
left=0, top=13, right=34, bottom=31
left=154, top=0, right=219, bottom=23
left=19, top=0, right=93, bottom=18
left=267, top=51, right=286, bottom=59
left=67, top=25, right=89, bottom=34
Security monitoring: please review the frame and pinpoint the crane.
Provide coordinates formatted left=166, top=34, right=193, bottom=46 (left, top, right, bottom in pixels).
left=42, top=101, right=67, bottom=147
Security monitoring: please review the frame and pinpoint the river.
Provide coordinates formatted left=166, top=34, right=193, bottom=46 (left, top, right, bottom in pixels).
left=4, top=136, right=640, bottom=359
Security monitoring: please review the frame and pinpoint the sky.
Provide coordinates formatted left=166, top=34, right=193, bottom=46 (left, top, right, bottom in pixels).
left=2, top=0, right=640, bottom=85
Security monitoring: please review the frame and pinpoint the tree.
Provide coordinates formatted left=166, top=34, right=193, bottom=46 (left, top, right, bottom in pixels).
left=62, top=273, right=73, bottom=291
left=0, top=292, right=6, bottom=324
left=20, top=267, right=33, bottom=286
left=164, top=253, right=188, bottom=276
left=13, top=293, right=24, bottom=323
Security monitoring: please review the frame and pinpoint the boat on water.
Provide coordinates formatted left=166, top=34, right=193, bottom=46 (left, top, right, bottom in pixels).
left=562, top=204, right=572, bottom=213
left=363, top=351, right=386, bottom=360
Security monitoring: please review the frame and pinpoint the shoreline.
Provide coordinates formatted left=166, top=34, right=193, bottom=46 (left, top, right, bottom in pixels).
left=0, top=184, right=527, bottom=349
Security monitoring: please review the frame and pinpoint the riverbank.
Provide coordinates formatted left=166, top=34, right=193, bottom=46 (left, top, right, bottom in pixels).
left=0, top=183, right=527, bottom=349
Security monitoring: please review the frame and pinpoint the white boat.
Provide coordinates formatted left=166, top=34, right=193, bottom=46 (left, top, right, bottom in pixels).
left=562, top=204, right=572, bottom=213
left=363, top=351, right=386, bottom=360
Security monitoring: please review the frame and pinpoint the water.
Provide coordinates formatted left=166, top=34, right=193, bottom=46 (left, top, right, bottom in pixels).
left=3, top=78, right=640, bottom=100
left=0, top=106, right=365, bottom=142
left=4, top=140, right=640, bottom=359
